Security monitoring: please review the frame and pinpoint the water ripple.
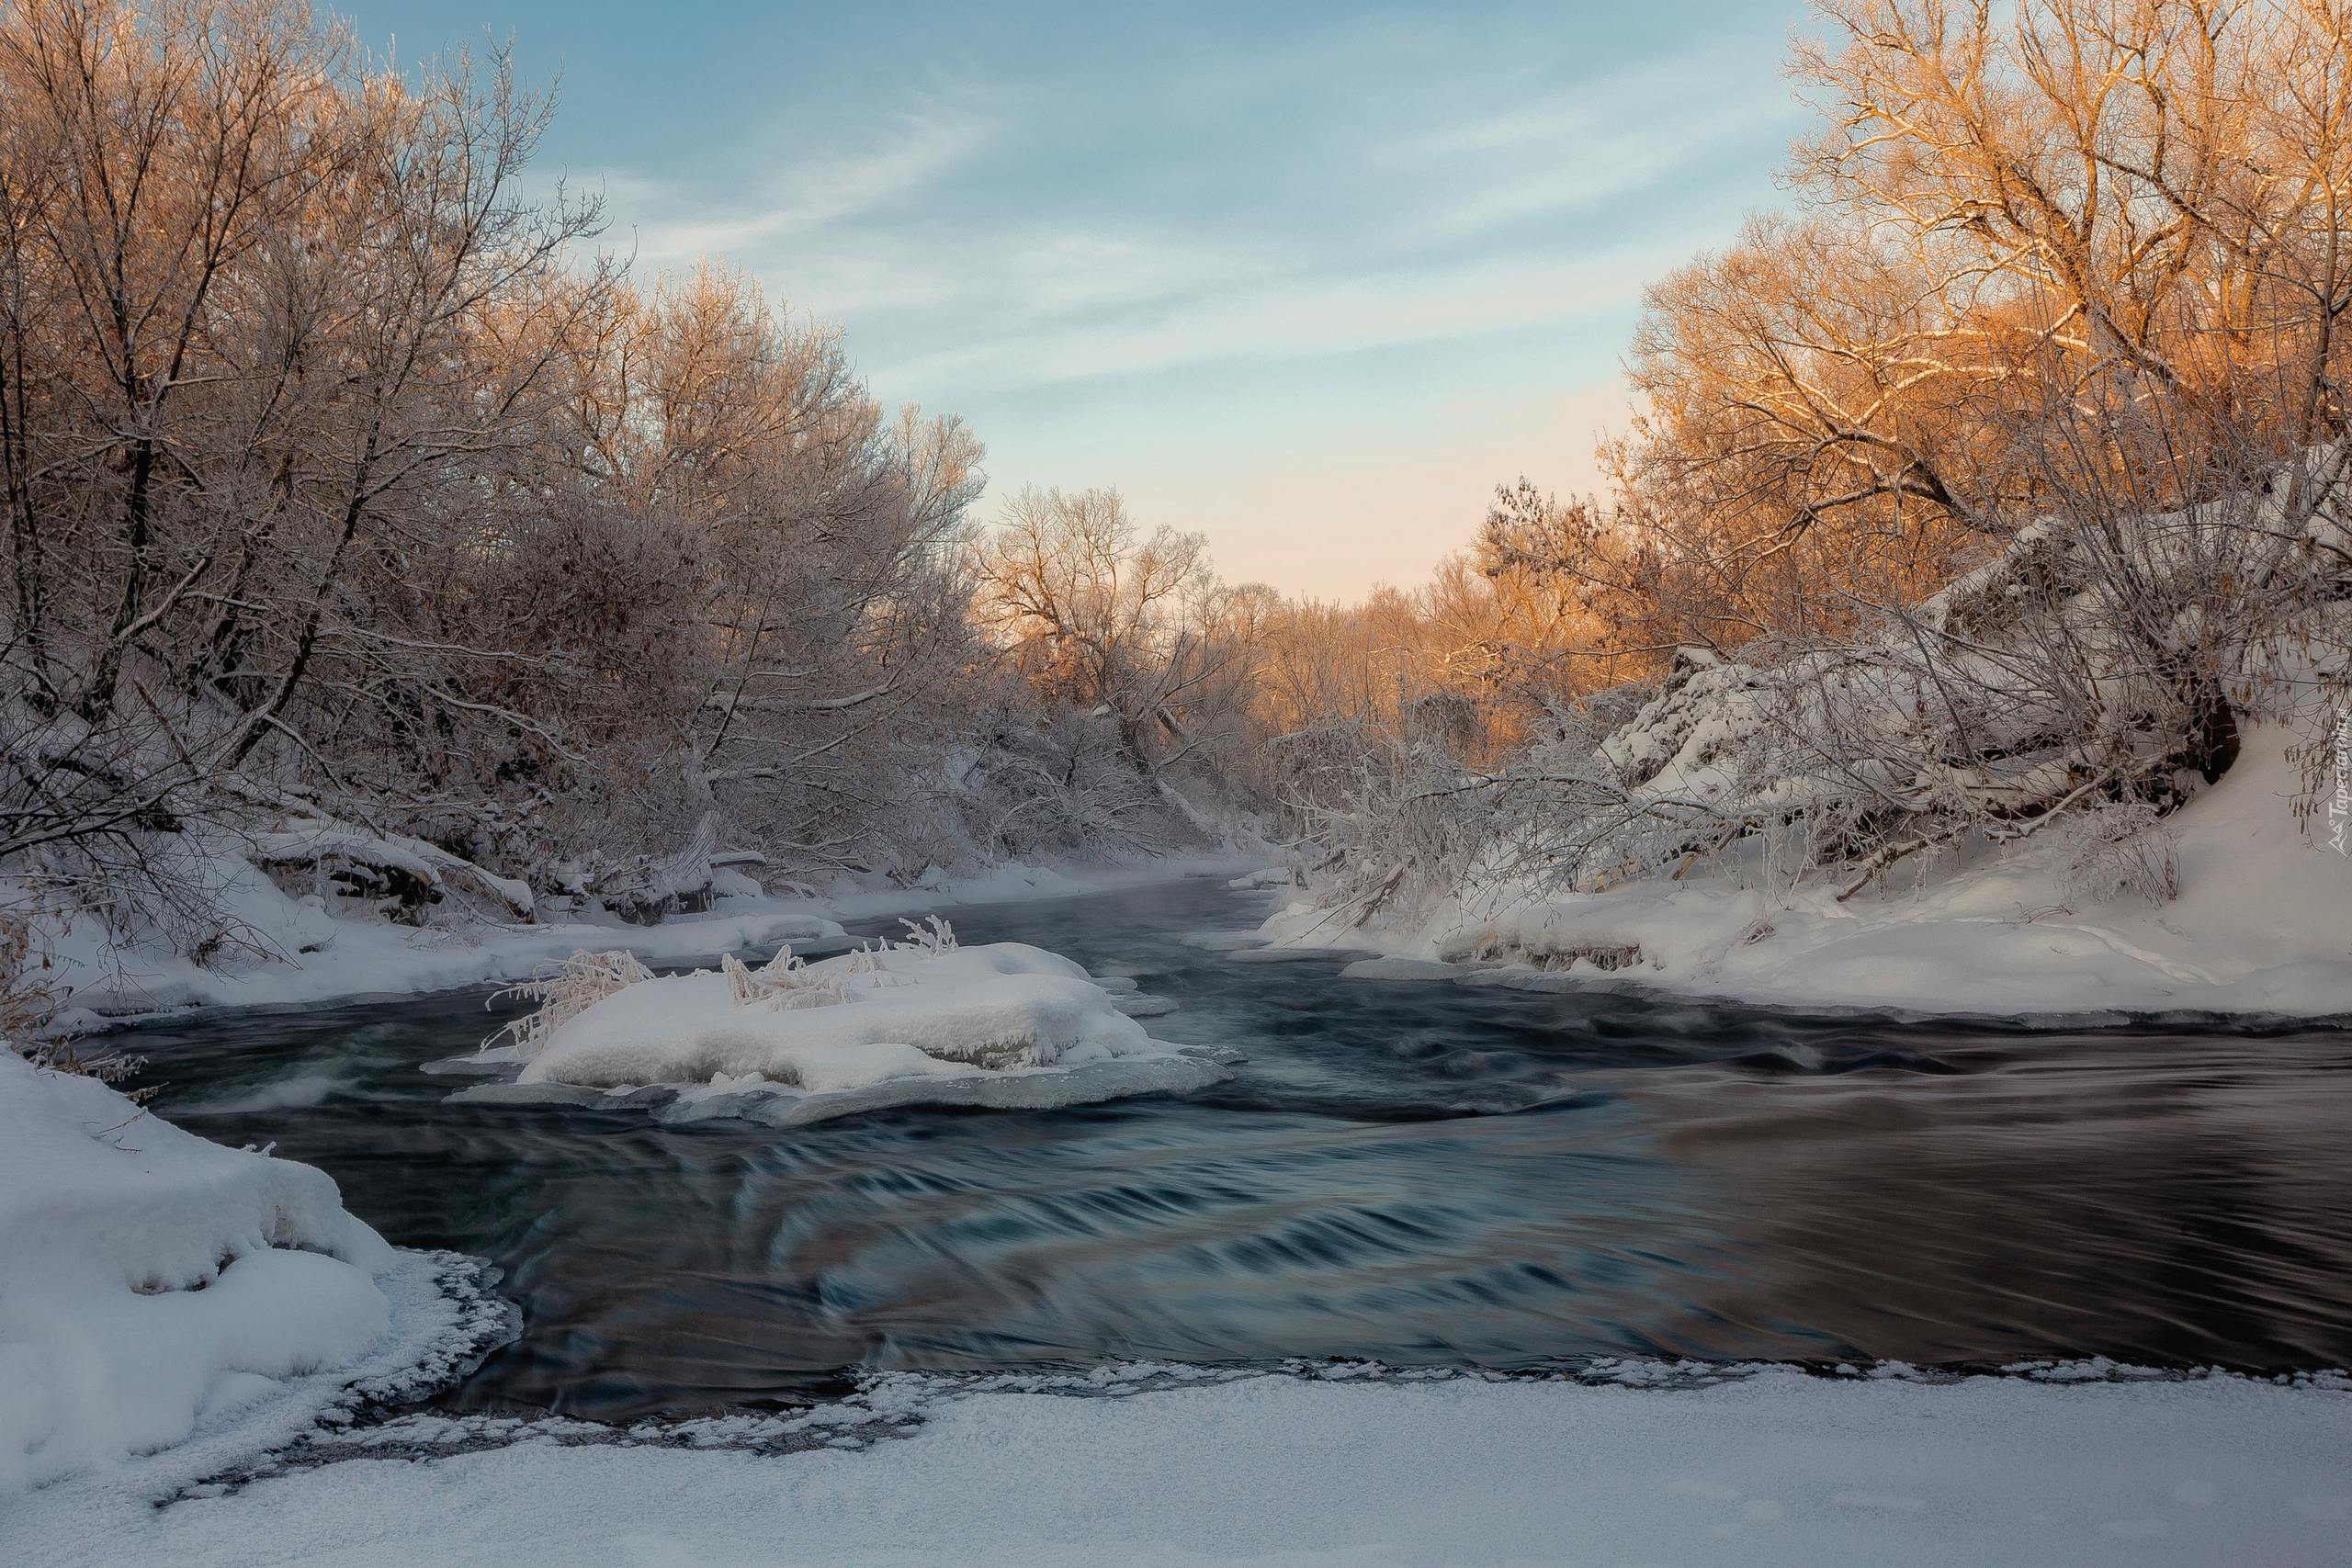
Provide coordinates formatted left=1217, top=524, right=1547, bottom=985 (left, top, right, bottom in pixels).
left=105, top=876, right=2352, bottom=1418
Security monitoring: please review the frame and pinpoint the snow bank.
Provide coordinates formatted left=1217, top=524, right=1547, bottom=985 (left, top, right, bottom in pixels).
left=247, top=816, right=536, bottom=921
left=0, top=1051, right=401, bottom=1492
left=447, top=934, right=1229, bottom=1125
left=1275, top=729, right=2352, bottom=1021
left=27, top=850, right=849, bottom=1028
left=18, top=1364, right=2350, bottom=1566
left=30, top=853, right=1263, bottom=1032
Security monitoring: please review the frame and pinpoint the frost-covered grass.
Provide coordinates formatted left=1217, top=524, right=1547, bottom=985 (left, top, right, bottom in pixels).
left=13, top=1359, right=2348, bottom=1567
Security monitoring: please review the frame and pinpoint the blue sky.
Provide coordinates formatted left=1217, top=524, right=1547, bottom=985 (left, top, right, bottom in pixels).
left=344, top=1, right=1813, bottom=598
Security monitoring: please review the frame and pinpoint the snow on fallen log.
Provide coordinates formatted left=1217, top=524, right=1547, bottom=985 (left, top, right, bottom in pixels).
left=447, top=922, right=1228, bottom=1125
left=247, top=816, right=535, bottom=924
left=0, top=1050, right=400, bottom=1491
left=548, top=810, right=777, bottom=925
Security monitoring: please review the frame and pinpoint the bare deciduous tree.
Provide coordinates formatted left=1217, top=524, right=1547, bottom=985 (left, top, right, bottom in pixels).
left=975, top=485, right=1262, bottom=777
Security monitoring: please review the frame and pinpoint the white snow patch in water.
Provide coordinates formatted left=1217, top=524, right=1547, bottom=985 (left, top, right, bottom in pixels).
left=447, top=941, right=1228, bottom=1123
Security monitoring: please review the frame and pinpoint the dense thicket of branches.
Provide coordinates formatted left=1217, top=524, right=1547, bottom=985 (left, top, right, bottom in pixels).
left=1286, top=0, right=2352, bottom=922
left=13, top=0, right=2352, bottom=994
left=1614, top=0, right=2352, bottom=641
left=0, top=0, right=1246, bottom=972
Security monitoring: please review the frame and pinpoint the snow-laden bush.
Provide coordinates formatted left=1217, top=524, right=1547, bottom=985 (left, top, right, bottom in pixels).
left=1294, top=446, right=2352, bottom=928
left=719, top=950, right=854, bottom=1011
left=481, top=951, right=658, bottom=1059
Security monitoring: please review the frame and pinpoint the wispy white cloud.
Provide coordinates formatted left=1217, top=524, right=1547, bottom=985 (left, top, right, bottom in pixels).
left=746, top=60, right=1758, bottom=389
left=525, top=2, right=1806, bottom=595
left=592, top=88, right=1003, bottom=274
left=1377, top=70, right=1790, bottom=239
left=865, top=243, right=1671, bottom=391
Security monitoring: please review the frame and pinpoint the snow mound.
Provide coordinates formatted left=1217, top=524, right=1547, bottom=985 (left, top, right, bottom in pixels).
left=464, top=937, right=1229, bottom=1122
left=0, top=1051, right=401, bottom=1492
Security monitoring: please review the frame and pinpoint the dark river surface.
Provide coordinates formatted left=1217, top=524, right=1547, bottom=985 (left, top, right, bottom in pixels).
left=110, top=877, right=2352, bottom=1419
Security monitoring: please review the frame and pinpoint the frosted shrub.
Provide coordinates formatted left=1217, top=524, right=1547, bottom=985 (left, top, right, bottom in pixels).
left=842, top=945, right=906, bottom=986
left=0, top=910, right=54, bottom=1050
left=481, top=951, right=656, bottom=1057
left=896, top=916, right=957, bottom=957
left=721, top=951, right=850, bottom=1011
left=11, top=908, right=150, bottom=1094
left=724, top=951, right=775, bottom=1007
left=2062, top=806, right=2182, bottom=907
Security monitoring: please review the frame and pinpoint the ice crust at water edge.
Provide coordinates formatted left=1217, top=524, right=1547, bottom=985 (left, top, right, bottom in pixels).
left=448, top=1053, right=1231, bottom=1125
left=1112, top=994, right=1182, bottom=1016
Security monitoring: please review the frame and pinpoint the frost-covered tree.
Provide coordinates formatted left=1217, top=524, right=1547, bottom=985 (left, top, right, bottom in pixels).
left=0, top=0, right=1224, bottom=992
left=974, top=486, right=1267, bottom=777
left=0, top=0, right=608, bottom=945
left=1290, top=0, right=2352, bottom=929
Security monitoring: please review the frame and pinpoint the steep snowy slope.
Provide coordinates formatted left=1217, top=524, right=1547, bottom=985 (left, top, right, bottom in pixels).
left=1272, top=731, right=2352, bottom=1020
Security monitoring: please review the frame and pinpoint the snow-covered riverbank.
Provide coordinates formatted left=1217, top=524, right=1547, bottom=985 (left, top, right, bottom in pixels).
left=8, top=872, right=2348, bottom=1566
left=14, top=1359, right=2349, bottom=1567
left=35, top=855, right=1263, bottom=1032
left=0, top=1051, right=513, bottom=1498
left=1262, top=736, right=2352, bottom=1023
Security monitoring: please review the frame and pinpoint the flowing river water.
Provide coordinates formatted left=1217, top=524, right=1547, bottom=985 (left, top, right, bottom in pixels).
left=112, top=877, right=2352, bottom=1420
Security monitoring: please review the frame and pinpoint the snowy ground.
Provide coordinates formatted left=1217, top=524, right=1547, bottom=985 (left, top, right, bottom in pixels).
left=11, top=1360, right=2349, bottom=1567
left=1261, top=734, right=2352, bottom=1022
left=10, top=843, right=2352, bottom=1563
left=17, top=781, right=2352, bottom=1562
left=37, top=855, right=1262, bottom=1031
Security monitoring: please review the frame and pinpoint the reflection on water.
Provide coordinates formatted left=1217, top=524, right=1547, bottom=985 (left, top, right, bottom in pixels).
left=115, top=877, right=2352, bottom=1418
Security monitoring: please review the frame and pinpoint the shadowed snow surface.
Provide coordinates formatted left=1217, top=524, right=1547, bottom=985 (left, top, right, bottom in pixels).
left=12, top=1368, right=2350, bottom=1567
